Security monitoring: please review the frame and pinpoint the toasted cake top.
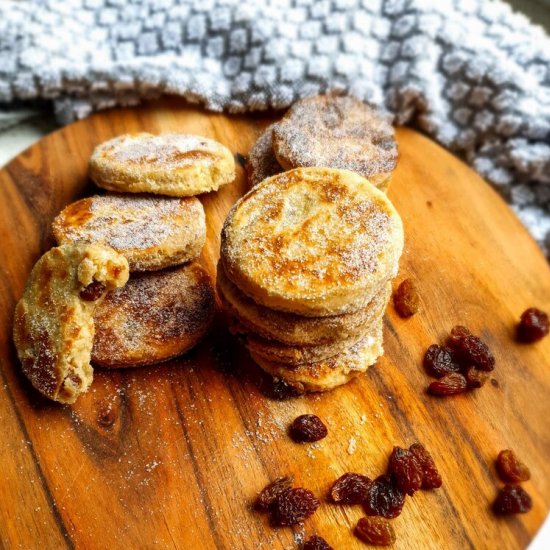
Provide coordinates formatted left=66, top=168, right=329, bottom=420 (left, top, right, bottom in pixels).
left=52, top=193, right=205, bottom=271
left=221, top=167, right=403, bottom=316
left=89, top=133, right=235, bottom=197
left=273, top=94, right=397, bottom=181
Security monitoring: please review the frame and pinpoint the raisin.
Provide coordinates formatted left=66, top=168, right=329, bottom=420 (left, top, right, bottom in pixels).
left=363, top=473, right=405, bottom=519
left=393, top=279, right=419, bottom=318
left=388, top=446, right=423, bottom=496
left=409, top=443, right=442, bottom=489
left=423, top=345, right=460, bottom=378
left=428, top=372, right=468, bottom=396
left=354, top=517, right=396, bottom=546
left=447, top=326, right=495, bottom=371
left=496, top=450, right=531, bottom=483
left=465, top=366, right=489, bottom=388
left=262, top=377, right=303, bottom=400
left=303, top=535, right=333, bottom=550
left=447, top=325, right=471, bottom=349
left=330, top=473, right=372, bottom=504
left=80, top=280, right=106, bottom=301
left=254, top=476, right=294, bottom=512
left=517, top=308, right=549, bottom=343
left=271, top=488, right=320, bottom=526
left=493, top=485, right=532, bottom=514
left=290, top=414, right=328, bottom=443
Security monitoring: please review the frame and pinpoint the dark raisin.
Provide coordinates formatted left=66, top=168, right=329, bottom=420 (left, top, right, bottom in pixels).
left=461, top=335, right=495, bottom=371
left=496, top=450, right=531, bottom=483
left=80, top=280, right=106, bottom=301
left=423, top=345, right=460, bottom=378
left=448, top=326, right=495, bottom=371
left=363, top=473, right=405, bottom=519
left=289, top=414, right=328, bottom=443
left=447, top=325, right=472, bottom=349
left=330, top=473, right=372, bottom=504
left=493, top=484, right=533, bottom=514
left=465, top=366, right=489, bottom=388
left=265, top=378, right=303, bottom=400
left=393, top=279, right=419, bottom=318
left=354, top=517, right=396, bottom=546
left=517, top=308, right=549, bottom=343
left=271, top=488, right=320, bottom=526
left=254, top=476, right=294, bottom=512
left=388, top=446, right=423, bottom=496
left=303, top=535, right=333, bottom=550
left=428, top=372, right=468, bottom=396
left=409, top=443, right=442, bottom=489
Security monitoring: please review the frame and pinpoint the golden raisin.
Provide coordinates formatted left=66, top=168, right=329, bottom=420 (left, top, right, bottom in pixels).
left=393, top=279, right=419, bottom=318
left=354, top=517, right=396, bottom=546
left=496, top=450, right=531, bottom=483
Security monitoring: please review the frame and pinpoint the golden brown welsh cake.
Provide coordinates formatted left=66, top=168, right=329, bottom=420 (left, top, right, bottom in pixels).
left=13, top=244, right=129, bottom=404
left=250, top=321, right=384, bottom=392
left=272, top=95, right=397, bottom=191
left=220, top=167, right=403, bottom=317
left=244, top=286, right=389, bottom=366
left=216, top=265, right=389, bottom=345
left=92, top=263, right=215, bottom=368
left=52, top=194, right=206, bottom=272
left=89, top=133, right=235, bottom=197
left=246, top=124, right=283, bottom=187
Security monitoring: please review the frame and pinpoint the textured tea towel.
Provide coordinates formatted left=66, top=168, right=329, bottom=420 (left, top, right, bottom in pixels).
left=0, top=0, right=549, bottom=253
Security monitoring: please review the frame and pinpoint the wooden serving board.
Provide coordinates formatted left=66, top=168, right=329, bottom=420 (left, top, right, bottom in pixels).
left=1, top=98, right=549, bottom=550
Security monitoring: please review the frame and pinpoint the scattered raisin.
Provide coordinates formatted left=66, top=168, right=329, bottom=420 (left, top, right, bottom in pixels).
left=517, top=308, right=549, bottom=343
left=496, top=450, right=531, bottom=483
left=393, top=279, right=419, bottom=318
left=271, top=488, right=320, bottom=526
left=388, top=446, right=423, bottom=496
left=428, top=372, right=468, bottom=396
left=79, top=280, right=106, bottom=301
left=254, top=476, right=294, bottom=512
left=330, top=473, right=372, bottom=504
left=262, top=377, right=303, bottom=400
left=409, top=443, right=442, bottom=489
left=447, top=326, right=495, bottom=371
left=363, top=473, right=405, bottom=519
left=447, top=325, right=471, bottom=349
left=354, top=517, right=396, bottom=546
left=289, top=414, right=328, bottom=443
left=493, top=484, right=532, bottom=515
left=423, top=345, right=460, bottom=378
left=303, top=535, right=333, bottom=550
left=465, top=366, right=489, bottom=388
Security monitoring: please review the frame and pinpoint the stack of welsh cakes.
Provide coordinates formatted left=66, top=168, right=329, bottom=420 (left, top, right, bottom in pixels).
left=217, top=167, right=404, bottom=392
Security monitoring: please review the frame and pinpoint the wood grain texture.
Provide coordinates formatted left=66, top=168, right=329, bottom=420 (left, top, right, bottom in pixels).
left=0, top=98, right=549, bottom=550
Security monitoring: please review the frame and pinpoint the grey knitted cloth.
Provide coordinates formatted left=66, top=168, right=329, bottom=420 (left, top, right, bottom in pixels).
left=1, top=0, right=550, bottom=254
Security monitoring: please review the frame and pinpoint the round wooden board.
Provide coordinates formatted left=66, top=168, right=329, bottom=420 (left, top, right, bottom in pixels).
left=1, top=99, right=549, bottom=550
